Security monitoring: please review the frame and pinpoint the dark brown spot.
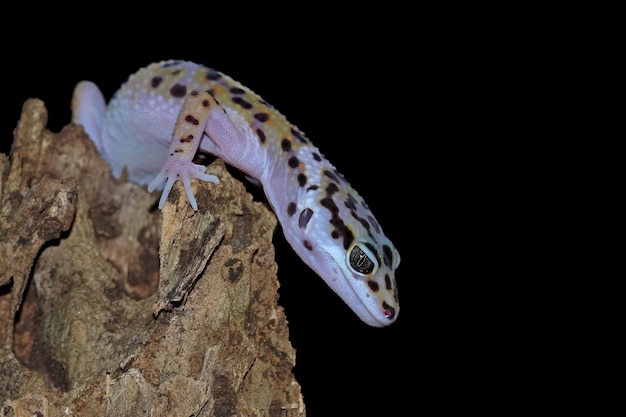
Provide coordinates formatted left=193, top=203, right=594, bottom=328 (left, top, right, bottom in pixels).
left=230, top=87, right=245, bottom=95
left=360, top=197, right=371, bottom=211
left=340, top=224, right=355, bottom=249
left=393, top=282, right=399, bottom=303
left=205, top=89, right=216, bottom=97
left=256, top=128, right=266, bottom=144
left=368, top=215, right=381, bottom=234
left=254, top=112, right=269, bottom=122
left=312, top=152, right=322, bottom=162
left=382, top=245, right=393, bottom=268
left=232, top=96, right=253, bottom=109
left=150, top=76, right=163, bottom=88
left=351, top=212, right=370, bottom=231
left=180, top=134, right=194, bottom=143
left=344, top=195, right=357, bottom=211
left=326, top=183, right=339, bottom=195
left=291, top=127, right=308, bottom=143
left=287, top=202, right=297, bottom=216
left=303, top=240, right=313, bottom=250
left=367, top=280, right=380, bottom=292
left=206, top=69, right=222, bottom=81
left=202, top=99, right=210, bottom=107
left=191, top=90, right=199, bottom=96
left=185, top=115, right=199, bottom=125
left=385, top=274, right=392, bottom=291
left=321, top=195, right=355, bottom=249
left=323, top=170, right=340, bottom=184
left=170, top=83, right=187, bottom=98
left=281, top=139, right=291, bottom=152
left=171, top=69, right=181, bottom=76
left=320, top=197, right=339, bottom=214
left=307, top=185, right=319, bottom=192
left=288, top=156, right=299, bottom=168
left=297, top=173, right=307, bottom=187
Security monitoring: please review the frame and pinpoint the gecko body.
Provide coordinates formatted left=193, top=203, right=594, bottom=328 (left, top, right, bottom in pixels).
left=72, top=60, right=400, bottom=327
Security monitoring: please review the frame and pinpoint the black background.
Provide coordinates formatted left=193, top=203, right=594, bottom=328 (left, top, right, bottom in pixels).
left=2, top=17, right=423, bottom=416
left=2, top=6, right=588, bottom=415
left=2, top=7, right=597, bottom=415
left=4, top=7, right=553, bottom=416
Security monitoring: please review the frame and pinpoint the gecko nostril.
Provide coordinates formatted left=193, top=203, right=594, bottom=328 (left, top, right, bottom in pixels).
left=382, top=302, right=395, bottom=319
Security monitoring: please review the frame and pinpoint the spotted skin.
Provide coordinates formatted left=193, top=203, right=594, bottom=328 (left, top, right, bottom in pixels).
left=71, top=60, right=400, bottom=327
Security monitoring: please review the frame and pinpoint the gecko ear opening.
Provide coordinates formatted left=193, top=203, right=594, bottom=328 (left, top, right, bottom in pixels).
left=298, top=208, right=314, bottom=230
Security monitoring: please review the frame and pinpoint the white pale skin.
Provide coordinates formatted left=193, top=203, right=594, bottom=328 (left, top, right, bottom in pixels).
left=72, top=60, right=400, bottom=327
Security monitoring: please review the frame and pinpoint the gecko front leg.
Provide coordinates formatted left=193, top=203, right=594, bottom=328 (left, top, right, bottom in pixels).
left=148, top=90, right=229, bottom=211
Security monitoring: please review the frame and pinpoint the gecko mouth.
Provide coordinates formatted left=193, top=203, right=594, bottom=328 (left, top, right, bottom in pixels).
left=344, top=278, right=392, bottom=327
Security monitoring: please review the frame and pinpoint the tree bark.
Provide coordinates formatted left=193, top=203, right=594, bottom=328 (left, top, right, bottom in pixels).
left=0, top=99, right=305, bottom=416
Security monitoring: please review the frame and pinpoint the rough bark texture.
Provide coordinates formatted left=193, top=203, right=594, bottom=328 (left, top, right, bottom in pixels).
left=0, top=99, right=305, bottom=416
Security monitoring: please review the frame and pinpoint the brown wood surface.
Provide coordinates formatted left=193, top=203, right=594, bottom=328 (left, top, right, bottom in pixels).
left=1, top=99, right=304, bottom=416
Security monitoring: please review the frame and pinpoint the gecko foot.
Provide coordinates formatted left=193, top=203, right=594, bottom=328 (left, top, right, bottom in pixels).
left=148, top=160, right=219, bottom=211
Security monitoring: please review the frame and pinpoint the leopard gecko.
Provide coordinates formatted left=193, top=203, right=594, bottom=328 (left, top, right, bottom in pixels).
left=71, top=60, right=400, bottom=327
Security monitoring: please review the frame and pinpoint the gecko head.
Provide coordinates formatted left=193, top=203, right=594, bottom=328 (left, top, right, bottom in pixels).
left=334, top=236, right=401, bottom=327
left=328, top=236, right=400, bottom=327
left=304, top=235, right=401, bottom=327
left=284, top=196, right=401, bottom=327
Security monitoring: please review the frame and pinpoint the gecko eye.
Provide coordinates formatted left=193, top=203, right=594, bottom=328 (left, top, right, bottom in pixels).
left=348, top=244, right=378, bottom=275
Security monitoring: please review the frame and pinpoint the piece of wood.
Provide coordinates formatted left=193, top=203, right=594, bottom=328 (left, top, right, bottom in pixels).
left=0, top=99, right=305, bottom=416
